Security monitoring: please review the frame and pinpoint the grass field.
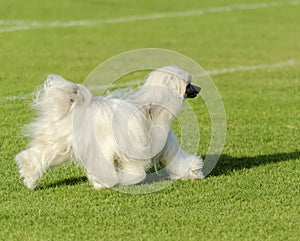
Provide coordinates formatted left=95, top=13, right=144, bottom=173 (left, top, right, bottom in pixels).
left=1, top=0, right=299, bottom=240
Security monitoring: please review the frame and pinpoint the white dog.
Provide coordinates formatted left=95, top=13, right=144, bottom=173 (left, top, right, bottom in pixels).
left=16, top=66, right=204, bottom=189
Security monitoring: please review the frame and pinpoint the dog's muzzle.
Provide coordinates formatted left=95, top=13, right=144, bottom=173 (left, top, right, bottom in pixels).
left=185, top=83, right=201, bottom=98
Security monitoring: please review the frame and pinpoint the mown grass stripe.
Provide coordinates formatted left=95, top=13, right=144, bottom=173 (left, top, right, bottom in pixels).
left=0, top=0, right=299, bottom=33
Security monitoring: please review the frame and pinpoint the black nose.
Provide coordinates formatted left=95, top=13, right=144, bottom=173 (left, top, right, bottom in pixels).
left=185, top=83, right=201, bottom=98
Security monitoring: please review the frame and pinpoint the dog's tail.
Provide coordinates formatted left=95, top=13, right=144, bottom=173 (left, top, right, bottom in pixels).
left=33, top=74, right=92, bottom=120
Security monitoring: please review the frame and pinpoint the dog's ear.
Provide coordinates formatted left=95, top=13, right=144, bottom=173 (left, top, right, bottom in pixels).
left=75, top=84, right=92, bottom=107
left=147, top=104, right=175, bottom=122
left=147, top=105, right=162, bottom=120
left=147, top=105, right=156, bottom=119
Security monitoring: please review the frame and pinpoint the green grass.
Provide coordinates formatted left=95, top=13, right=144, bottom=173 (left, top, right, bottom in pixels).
left=0, top=0, right=299, bottom=240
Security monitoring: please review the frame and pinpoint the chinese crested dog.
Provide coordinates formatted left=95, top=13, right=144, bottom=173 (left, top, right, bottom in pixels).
left=16, top=66, right=204, bottom=189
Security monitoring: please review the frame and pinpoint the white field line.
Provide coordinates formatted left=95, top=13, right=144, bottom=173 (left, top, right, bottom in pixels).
left=204, top=59, right=298, bottom=76
left=0, top=0, right=300, bottom=33
left=1, top=59, right=298, bottom=103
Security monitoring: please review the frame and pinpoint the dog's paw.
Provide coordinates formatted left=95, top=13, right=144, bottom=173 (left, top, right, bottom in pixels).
left=117, top=171, right=146, bottom=186
left=93, top=183, right=107, bottom=190
left=23, top=177, right=38, bottom=189
left=15, top=151, right=40, bottom=189
left=183, top=156, right=205, bottom=180
left=87, top=173, right=112, bottom=190
left=195, top=169, right=205, bottom=179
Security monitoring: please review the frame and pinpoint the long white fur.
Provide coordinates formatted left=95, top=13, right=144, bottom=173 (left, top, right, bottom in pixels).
left=15, top=66, right=204, bottom=189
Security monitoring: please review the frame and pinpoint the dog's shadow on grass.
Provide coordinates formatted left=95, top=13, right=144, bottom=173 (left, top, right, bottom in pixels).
left=39, top=151, right=300, bottom=189
left=38, top=176, right=87, bottom=190
left=208, top=150, right=300, bottom=177
left=141, top=151, right=300, bottom=184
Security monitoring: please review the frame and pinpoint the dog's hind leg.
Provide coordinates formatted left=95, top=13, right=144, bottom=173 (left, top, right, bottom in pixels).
left=15, top=142, right=71, bottom=189
left=85, top=157, right=119, bottom=190
left=77, top=143, right=119, bottom=190
left=117, top=159, right=147, bottom=186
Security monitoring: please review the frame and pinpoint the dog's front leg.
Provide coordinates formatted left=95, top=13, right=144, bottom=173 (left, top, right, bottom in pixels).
left=161, top=131, right=204, bottom=180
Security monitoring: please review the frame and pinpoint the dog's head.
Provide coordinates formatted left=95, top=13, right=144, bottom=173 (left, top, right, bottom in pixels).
left=145, top=66, right=201, bottom=99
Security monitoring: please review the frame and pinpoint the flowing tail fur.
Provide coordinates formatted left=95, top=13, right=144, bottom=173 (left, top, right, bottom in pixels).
left=15, top=75, right=92, bottom=189
left=34, top=74, right=92, bottom=120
